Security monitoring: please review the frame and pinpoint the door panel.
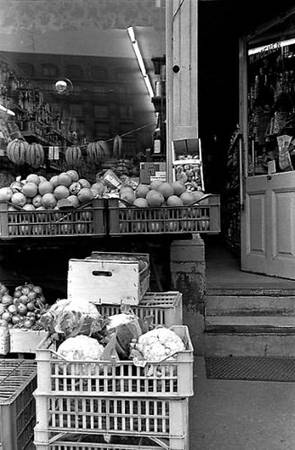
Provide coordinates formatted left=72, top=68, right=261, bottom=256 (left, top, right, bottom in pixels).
left=242, top=172, right=295, bottom=279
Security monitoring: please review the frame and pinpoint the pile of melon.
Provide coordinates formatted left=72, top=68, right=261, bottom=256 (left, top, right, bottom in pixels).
left=0, top=170, right=104, bottom=211
left=119, top=180, right=206, bottom=208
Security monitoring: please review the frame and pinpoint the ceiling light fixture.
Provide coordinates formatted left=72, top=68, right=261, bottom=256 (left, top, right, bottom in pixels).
left=0, top=104, right=15, bottom=116
left=127, top=26, right=154, bottom=98
left=249, top=37, right=295, bottom=55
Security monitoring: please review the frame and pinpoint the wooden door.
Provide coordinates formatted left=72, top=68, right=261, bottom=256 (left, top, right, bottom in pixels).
left=242, top=172, right=295, bottom=279
left=166, top=0, right=198, bottom=180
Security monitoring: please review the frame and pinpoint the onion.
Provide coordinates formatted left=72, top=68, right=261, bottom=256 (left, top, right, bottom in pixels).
left=26, top=301, right=35, bottom=311
left=8, top=304, right=17, bottom=315
left=17, top=304, right=27, bottom=315
left=33, top=286, right=43, bottom=295
left=2, top=294, right=13, bottom=306
left=0, top=319, right=8, bottom=327
left=2, top=311, right=12, bottom=322
left=19, top=295, right=29, bottom=304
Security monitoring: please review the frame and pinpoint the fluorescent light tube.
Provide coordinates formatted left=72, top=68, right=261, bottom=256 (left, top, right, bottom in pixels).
left=127, top=26, right=154, bottom=98
left=249, top=37, right=295, bottom=55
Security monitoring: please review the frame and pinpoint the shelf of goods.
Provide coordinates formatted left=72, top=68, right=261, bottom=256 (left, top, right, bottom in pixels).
left=0, top=198, right=106, bottom=239
left=107, top=195, right=220, bottom=235
left=0, top=359, right=36, bottom=450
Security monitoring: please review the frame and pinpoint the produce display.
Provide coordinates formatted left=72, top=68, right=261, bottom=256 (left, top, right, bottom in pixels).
left=0, top=281, right=47, bottom=330
left=173, top=154, right=203, bottom=192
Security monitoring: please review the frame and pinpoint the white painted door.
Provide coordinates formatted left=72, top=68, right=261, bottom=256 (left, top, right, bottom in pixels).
left=241, top=172, right=295, bottom=279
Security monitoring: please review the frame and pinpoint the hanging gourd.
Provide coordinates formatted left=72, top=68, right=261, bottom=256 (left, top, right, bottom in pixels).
left=86, top=141, right=105, bottom=164
left=6, top=139, right=29, bottom=165
left=112, top=135, right=122, bottom=159
left=65, top=146, right=82, bottom=168
left=25, top=143, right=45, bottom=168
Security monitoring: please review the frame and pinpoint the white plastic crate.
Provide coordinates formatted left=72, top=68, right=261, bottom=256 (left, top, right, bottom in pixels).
left=34, top=398, right=189, bottom=449
left=10, top=328, right=48, bottom=354
left=34, top=432, right=189, bottom=450
left=34, top=326, right=193, bottom=399
left=98, top=292, right=183, bottom=328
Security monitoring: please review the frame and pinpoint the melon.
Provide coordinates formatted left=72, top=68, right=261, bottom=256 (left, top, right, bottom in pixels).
left=171, top=181, right=186, bottom=196
left=0, top=187, right=12, bottom=202
left=69, top=182, right=81, bottom=195
left=167, top=195, right=184, bottom=207
left=54, top=185, right=70, bottom=200
left=135, top=184, right=150, bottom=198
left=146, top=190, right=164, bottom=207
left=180, top=191, right=195, bottom=206
left=192, top=190, right=205, bottom=202
left=57, top=198, right=72, bottom=209
left=38, top=176, right=47, bottom=183
left=120, top=190, right=135, bottom=204
left=156, top=182, right=174, bottom=199
left=67, top=195, right=80, bottom=208
left=133, top=198, right=148, bottom=207
left=32, top=195, right=42, bottom=208
left=11, top=192, right=26, bottom=207
left=79, top=179, right=91, bottom=189
left=91, top=182, right=105, bottom=196
left=120, top=185, right=133, bottom=194
left=58, top=173, right=72, bottom=187
left=39, top=181, right=53, bottom=196
left=77, top=188, right=94, bottom=203
left=150, top=180, right=163, bottom=190
left=23, top=204, right=35, bottom=211
left=41, top=193, right=57, bottom=209
left=22, top=182, right=38, bottom=198
left=66, top=170, right=79, bottom=182
left=26, top=174, right=40, bottom=185
left=49, top=175, right=59, bottom=188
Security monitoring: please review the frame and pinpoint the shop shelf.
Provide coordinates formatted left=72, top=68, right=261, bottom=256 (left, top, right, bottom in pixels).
left=98, top=291, right=183, bottom=328
left=35, top=432, right=188, bottom=450
left=107, top=195, right=220, bottom=235
left=0, top=359, right=36, bottom=450
left=34, top=397, right=189, bottom=448
left=0, top=198, right=106, bottom=239
left=35, top=325, right=193, bottom=399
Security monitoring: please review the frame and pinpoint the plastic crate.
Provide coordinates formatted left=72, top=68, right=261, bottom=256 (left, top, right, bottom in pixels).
left=98, top=292, right=183, bottom=328
left=0, top=199, right=106, bottom=239
left=34, top=398, right=189, bottom=448
left=35, top=432, right=188, bottom=450
left=10, top=328, right=48, bottom=354
left=0, top=359, right=36, bottom=450
left=34, top=326, right=193, bottom=399
left=107, top=195, right=220, bottom=235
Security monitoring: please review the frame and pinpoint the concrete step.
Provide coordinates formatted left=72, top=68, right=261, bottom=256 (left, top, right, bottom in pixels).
left=205, top=315, right=295, bottom=333
left=204, top=332, right=295, bottom=357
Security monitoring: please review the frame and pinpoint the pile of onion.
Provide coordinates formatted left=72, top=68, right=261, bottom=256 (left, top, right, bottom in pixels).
left=0, top=283, right=47, bottom=329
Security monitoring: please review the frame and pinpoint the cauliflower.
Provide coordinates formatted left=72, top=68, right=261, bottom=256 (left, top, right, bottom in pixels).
left=106, top=313, right=136, bottom=331
left=57, top=335, right=104, bottom=361
left=135, top=327, right=185, bottom=362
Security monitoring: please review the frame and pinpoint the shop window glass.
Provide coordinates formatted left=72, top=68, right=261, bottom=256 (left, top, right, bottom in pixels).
left=41, top=64, right=58, bottom=78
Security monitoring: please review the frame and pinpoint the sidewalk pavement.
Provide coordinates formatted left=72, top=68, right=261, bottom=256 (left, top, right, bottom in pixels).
left=189, top=357, right=295, bottom=450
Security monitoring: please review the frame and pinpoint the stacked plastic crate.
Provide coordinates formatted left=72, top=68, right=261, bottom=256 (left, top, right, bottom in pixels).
left=34, top=253, right=194, bottom=450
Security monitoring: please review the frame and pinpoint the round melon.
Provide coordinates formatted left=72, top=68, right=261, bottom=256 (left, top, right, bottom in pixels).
left=39, top=181, right=53, bottom=196
left=135, top=184, right=150, bottom=198
left=11, top=192, right=26, bottom=207
left=120, top=185, right=133, bottom=194
left=23, top=204, right=35, bottom=211
left=150, top=180, right=163, bottom=190
left=66, top=170, right=79, bottom=182
left=32, top=195, right=42, bottom=208
left=180, top=191, right=195, bottom=206
left=58, top=173, right=72, bottom=187
left=146, top=190, right=164, bottom=207
left=67, top=195, right=79, bottom=208
left=69, top=182, right=81, bottom=195
left=38, top=176, right=47, bottom=183
left=91, top=182, right=105, bottom=196
left=54, top=185, right=70, bottom=200
left=133, top=198, right=148, bottom=207
left=77, top=188, right=94, bottom=203
left=120, top=190, right=135, bottom=204
left=26, top=174, right=40, bottom=185
left=22, top=182, right=38, bottom=198
left=41, top=193, right=57, bottom=209
left=156, top=182, right=174, bottom=199
left=167, top=195, right=184, bottom=207
left=49, top=175, right=59, bottom=188
left=192, top=190, right=205, bottom=202
left=171, top=181, right=186, bottom=196
left=78, top=179, right=91, bottom=189
left=0, top=187, right=12, bottom=202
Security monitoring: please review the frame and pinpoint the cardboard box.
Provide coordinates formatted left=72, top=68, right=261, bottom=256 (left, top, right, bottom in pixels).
left=140, top=162, right=167, bottom=184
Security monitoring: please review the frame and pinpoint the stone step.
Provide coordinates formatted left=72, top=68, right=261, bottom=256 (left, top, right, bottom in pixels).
left=205, top=315, right=295, bottom=333
left=204, top=332, right=295, bottom=357
left=205, top=295, right=295, bottom=316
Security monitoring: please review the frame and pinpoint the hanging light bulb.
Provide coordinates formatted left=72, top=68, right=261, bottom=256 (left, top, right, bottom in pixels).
left=54, top=78, right=73, bottom=95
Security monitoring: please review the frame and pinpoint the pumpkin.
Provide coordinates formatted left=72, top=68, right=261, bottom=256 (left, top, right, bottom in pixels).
left=65, top=146, right=82, bottom=168
left=25, top=143, right=45, bottom=168
left=6, top=139, right=28, bottom=165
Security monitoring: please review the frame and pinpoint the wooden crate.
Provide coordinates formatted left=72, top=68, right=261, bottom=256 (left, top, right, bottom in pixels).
left=68, top=254, right=149, bottom=305
left=10, top=328, right=48, bottom=354
left=0, top=199, right=106, bottom=239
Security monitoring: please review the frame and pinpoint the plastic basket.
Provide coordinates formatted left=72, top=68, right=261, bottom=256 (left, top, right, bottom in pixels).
left=34, top=398, right=189, bottom=447
left=35, top=432, right=188, bottom=450
left=0, top=359, right=36, bottom=450
left=0, top=199, right=106, bottom=239
left=107, top=195, right=220, bottom=235
left=98, top=292, right=183, bottom=328
left=34, top=326, right=193, bottom=399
